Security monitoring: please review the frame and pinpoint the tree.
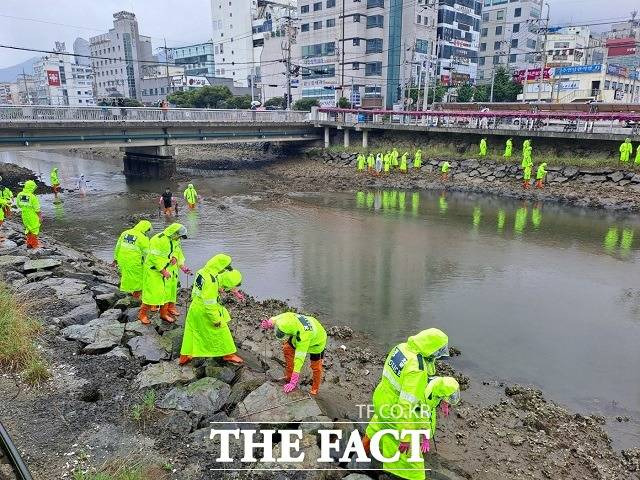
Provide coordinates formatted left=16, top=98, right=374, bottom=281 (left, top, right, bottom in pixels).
left=166, top=85, right=254, bottom=109
left=337, top=96, right=351, bottom=108
left=489, top=66, right=522, bottom=102
left=456, top=83, right=474, bottom=103
left=406, top=82, right=446, bottom=109
left=292, top=98, right=320, bottom=111
left=264, top=96, right=286, bottom=109
left=226, top=95, right=253, bottom=109
left=473, top=84, right=490, bottom=102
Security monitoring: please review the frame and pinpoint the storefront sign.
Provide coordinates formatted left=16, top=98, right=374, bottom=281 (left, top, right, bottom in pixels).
left=554, top=64, right=602, bottom=76
left=46, top=70, right=61, bottom=86
left=513, top=67, right=551, bottom=83
left=607, top=64, right=628, bottom=78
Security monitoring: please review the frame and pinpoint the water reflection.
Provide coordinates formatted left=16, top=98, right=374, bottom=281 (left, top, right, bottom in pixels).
left=604, top=227, right=634, bottom=256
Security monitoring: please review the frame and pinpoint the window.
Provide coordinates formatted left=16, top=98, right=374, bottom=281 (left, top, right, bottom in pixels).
left=352, top=62, right=360, bottom=70
left=301, top=4, right=309, bottom=13
left=313, top=2, right=322, bottom=11
left=494, top=41, right=501, bottom=50
left=512, top=23, right=520, bottom=33
left=77, top=90, right=81, bottom=95
left=495, top=26, right=503, bottom=35
left=479, top=57, right=485, bottom=66
left=604, top=80, right=611, bottom=89
left=481, top=28, right=488, bottom=37
left=301, top=41, right=335, bottom=58
left=314, top=21, right=322, bottom=30
left=526, top=39, right=536, bottom=49
left=514, top=7, right=521, bottom=17
left=417, top=15, right=421, bottom=23
left=366, top=15, right=383, bottom=28
left=353, top=13, right=361, bottom=22
left=415, top=39, right=429, bottom=54
left=493, top=55, right=500, bottom=65
left=509, top=54, right=517, bottom=63
left=497, top=10, right=504, bottom=20
left=367, top=0, right=384, bottom=7
left=511, top=39, right=518, bottom=48
left=301, top=64, right=335, bottom=79
left=366, top=38, right=383, bottom=53
left=482, top=12, right=489, bottom=21
left=353, top=38, right=360, bottom=46
left=480, top=42, right=486, bottom=52
left=326, top=18, right=336, bottom=27
left=365, top=61, right=382, bottom=76
left=327, top=0, right=336, bottom=6
left=301, top=23, right=309, bottom=32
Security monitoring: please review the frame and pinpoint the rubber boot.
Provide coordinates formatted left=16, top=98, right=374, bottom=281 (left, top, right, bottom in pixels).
left=222, top=353, right=244, bottom=365
left=362, top=434, right=371, bottom=455
left=179, top=355, right=192, bottom=365
left=138, top=304, right=151, bottom=325
left=160, top=303, right=175, bottom=323
left=167, top=302, right=180, bottom=317
left=282, top=342, right=295, bottom=381
left=26, top=233, right=39, bottom=249
left=310, top=359, right=323, bottom=395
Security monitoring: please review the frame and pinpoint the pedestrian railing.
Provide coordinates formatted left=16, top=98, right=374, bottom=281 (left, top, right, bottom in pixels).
left=0, top=105, right=310, bottom=124
left=313, top=107, right=640, bottom=135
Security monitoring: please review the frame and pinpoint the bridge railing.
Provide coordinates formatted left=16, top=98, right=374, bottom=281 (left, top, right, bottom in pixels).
left=0, top=105, right=310, bottom=124
left=312, top=108, right=640, bottom=135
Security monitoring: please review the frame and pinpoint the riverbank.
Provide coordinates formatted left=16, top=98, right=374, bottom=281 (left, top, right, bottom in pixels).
left=0, top=220, right=638, bottom=480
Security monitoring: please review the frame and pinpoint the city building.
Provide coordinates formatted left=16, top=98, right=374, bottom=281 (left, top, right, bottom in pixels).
left=477, top=0, right=542, bottom=84
left=73, top=37, right=91, bottom=66
left=0, top=83, right=20, bottom=105
left=436, top=0, right=481, bottom=85
left=211, top=0, right=297, bottom=90
left=277, top=0, right=437, bottom=109
left=32, top=42, right=95, bottom=106
left=15, top=74, right=37, bottom=104
left=89, top=11, right=154, bottom=101
left=169, top=41, right=215, bottom=76
left=543, top=27, right=591, bottom=68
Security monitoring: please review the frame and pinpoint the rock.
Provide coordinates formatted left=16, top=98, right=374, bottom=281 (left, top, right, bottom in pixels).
left=22, top=258, right=62, bottom=273
left=609, top=171, right=625, bottom=182
left=255, top=433, right=324, bottom=474
left=100, top=308, right=123, bottom=323
left=2, top=270, right=27, bottom=288
left=127, top=332, right=169, bottom=363
left=510, top=434, right=526, bottom=446
left=580, top=174, right=607, bottom=183
left=159, top=326, right=184, bottom=357
left=0, top=255, right=28, bottom=268
left=91, top=283, right=119, bottom=296
left=95, top=292, right=122, bottom=312
left=0, top=239, right=18, bottom=254
left=552, top=176, right=569, bottom=183
left=157, top=377, right=231, bottom=415
left=25, top=270, right=52, bottom=282
left=327, top=326, right=353, bottom=339
left=124, top=321, right=151, bottom=335
left=55, top=303, right=100, bottom=327
left=232, top=381, right=322, bottom=423
left=343, top=475, right=375, bottom=480
left=619, top=179, right=632, bottom=186
left=83, top=322, right=125, bottom=353
left=563, top=166, right=579, bottom=178
left=104, top=347, right=131, bottom=359
left=158, top=410, right=194, bottom=435
left=204, top=363, right=238, bottom=384
left=114, top=295, right=141, bottom=310
left=630, top=174, right=640, bottom=183
left=135, top=361, right=196, bottom=389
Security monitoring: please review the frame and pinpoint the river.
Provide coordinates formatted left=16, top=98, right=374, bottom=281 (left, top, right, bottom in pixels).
left=2, top=149, right=639, bottom=449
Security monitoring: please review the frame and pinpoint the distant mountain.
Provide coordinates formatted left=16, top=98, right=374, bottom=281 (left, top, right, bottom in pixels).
left=0, top=57, right=39, bottom=83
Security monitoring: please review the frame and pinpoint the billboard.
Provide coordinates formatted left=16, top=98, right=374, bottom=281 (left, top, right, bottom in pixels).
left=606, top=37, right=637, bottom=57
left=554, top=64, right=602, bottom=76
left=46, top=70, right=61, bottom=86
left=607, top=64, right=629, bottom=78
left=513, top=67, right=552, bottom=83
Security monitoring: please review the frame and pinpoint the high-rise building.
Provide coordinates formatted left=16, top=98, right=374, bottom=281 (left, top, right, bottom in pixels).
left=32, top=43, right=95, bottom=106
left=89, top=11, right=154, bottom=101
left=0, top=83, right=19, bottom=105
left=211, top=0, right=297, bottom=88
left=543, top=27, right=591, bottom=68
left=436, top=0, right=481, bottom=85
left=73, top=37, right=91, bottom=66
left=477, top=0, right=542, bottom=84
left=280, top=0, right=437, bottom=109
left=169, top=41, right=215, bottom=76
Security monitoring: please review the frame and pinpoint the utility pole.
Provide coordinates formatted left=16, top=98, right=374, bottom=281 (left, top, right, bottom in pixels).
left=340, top=0, right=345, bottom=101
left=161, top=38, right=172, bottom=99
left=21, top=68, right=31, bottom=104
left=431, top=41, right=440, bottom=110
left=285, top=14, right=293, bottom=110
left=422, top=53, right=431, bottom=110
left=490, top=69, right=496, bottom=102
left=537, top=2, right=550, bottom=103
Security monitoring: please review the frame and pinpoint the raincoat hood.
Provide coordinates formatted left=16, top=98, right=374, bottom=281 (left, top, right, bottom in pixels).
left=540, top=162, right=547, bottom=168
left=205, top=253, right=232, bottom=274
left=425, top=376, right=460, bottom=402
left=23, top=180, right=37, bottom=194
left=163, top=222, right=186, bottom=239
left=407, top=328, right=448, bottom=357
left=188, top=184, right=194, bottom=189
left=134, top=220, right=152, bottom=234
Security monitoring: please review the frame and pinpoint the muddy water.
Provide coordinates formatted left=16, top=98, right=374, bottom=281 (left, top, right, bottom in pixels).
left=2, top=150, right=640, bottom=448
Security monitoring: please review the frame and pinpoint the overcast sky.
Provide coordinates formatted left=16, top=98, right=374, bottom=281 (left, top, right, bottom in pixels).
left=0, top=0, right=638, bottom=68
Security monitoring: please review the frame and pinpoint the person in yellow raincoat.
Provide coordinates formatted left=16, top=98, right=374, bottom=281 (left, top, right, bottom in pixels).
left=50, top=167, right=61, bottom=196
left=441, top=161, right=450, bottom=181
left=392, top=148, right=399, bottom=169
left=16, top=180, right=41, bottom=249
left=620, top=138, right=633, bottom=163
left=535, top=162, right=547, bottom=189
left=384, top=152, right=391, bottom=174
left=357, top=153, right=366, bottom=172
left=400, top=152, right=408, bottom=173
left=374, top=376, right=461, bottom=480
left=413, top=149, right=422, bottom=169
left=112, top=220, right=152, bottom=298
left=479, top=138, right=487, bottom=157
left=261, top=312, right=327, bottom=395
left=183, top=184, right=198, bottom=209
left=367, top=153, right=375, bottom=172
left=139, top=223, right=191, bottom=324
left=179, top=253, right=245, bottom=365
left=0, top=178, right=13, bottom=219
left=504, top=138, right=513, bottom=158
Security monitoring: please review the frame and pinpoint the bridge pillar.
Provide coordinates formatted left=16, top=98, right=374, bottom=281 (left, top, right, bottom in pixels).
left=324, top=126, right=330, bottom=148
left=362, top=130, right=368, bottom=149
left=343, top=128, right=350, bottom=148
left=123, top=146, right=176, bottom=179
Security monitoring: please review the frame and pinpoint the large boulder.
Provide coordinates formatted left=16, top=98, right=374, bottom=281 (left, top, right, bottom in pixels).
left=54, top=303, right=100, bottom=327
left=22, top=258, right=62, bottom=273
left=232, top=381, right=322, bottom=423
left=60, top=315, right=124, bottom=353
left=135, top=361, right=196, bottom=389
left=0, top=255, right=28, bottom=268
left=157, top=377, right=231, bottom=415
left=127, top=331, right=169, bottom=363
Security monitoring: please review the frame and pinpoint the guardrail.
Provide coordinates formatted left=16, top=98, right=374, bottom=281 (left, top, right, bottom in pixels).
left=313, top=108, right=640, bottom=135
left=0, top=105, right=310, bottom=124
left=0, top=422, right=33, bottom=480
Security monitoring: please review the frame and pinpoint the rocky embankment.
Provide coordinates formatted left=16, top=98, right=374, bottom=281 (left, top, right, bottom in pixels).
left=0, top=220, right=638, bottom=480
left=0, top=163, right=48, bottom=193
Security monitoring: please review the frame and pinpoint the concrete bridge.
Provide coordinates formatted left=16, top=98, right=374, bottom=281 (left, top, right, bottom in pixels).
left=0, top=105, right=320, bottom=178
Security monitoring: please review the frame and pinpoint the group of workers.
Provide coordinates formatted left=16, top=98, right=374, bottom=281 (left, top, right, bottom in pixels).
left=0, top=176, right=42, bottom=248
left=619, top=138, right=640, bottom=164
left=158, top=185, right=200, bottom=217
left=356, top=148, right=423, bottom=175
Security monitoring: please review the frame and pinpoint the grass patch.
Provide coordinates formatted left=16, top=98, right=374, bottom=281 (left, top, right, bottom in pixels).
left=73, top=458, right=169, bottom=480
left=131, top=389, right=157, bottom=425
left=0, top=283, right=50, bottom=385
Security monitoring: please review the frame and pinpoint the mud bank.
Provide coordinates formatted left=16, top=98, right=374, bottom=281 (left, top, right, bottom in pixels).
left=0, top=163, right=48, bottom=192
left=0, top=221, right=638, bottom=480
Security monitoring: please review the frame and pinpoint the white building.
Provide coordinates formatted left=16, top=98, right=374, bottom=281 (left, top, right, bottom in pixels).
left=543, top=27, right=591, bottom=68
left=32, top=44, right=95, bottom=106
left=477, top=0, right=542, bottom=84
left=89, top=11, right=154, bottom=101
left=73, top=37, right=91, bottom=66
left=0, top=83, right=20, bottom=105
left=211, top=0, right=297, bottom=89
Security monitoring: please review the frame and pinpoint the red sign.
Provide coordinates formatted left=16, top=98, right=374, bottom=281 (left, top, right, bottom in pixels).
left=46, top=70, right=61, bottom=86
left=606, top=37, right=637, bottom=57
left=513, top=67, right=551, bottom=84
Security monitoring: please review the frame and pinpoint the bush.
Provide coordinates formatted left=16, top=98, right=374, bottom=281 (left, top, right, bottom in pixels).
left=264, top=96, right=286, bottom=108
left=292, top=98, right=320, bottom=111
left=0, top=284, right=49, bottom=385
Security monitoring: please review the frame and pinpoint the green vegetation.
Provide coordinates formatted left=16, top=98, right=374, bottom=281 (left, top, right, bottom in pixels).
left=167, top=85, right=252, bottom=109
left=0, top=284, right=50, bottom=385
left=73, top=459, right=169, bottom=480
left=131, top=389, right=157, bottom=424
left=408, top=82, right=447, bottom=106
left=337, top=96, right=351, bottom=108
left=264, top=96, right=286, bottom=109
left=293, top=98, right=320, bottom=111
